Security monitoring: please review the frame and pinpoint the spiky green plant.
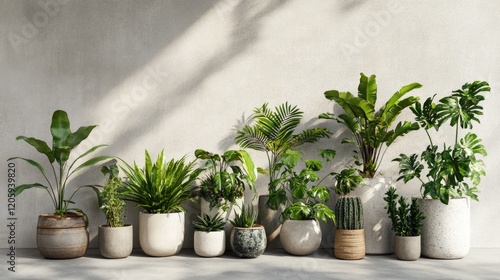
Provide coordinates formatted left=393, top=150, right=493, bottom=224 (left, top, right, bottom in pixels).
left=384, top=187, right=425, bottom=236
left=320, top=73, right=422, bottom=178
left=335, top=197, right=363, bottom=230
left=100, top=164, right=125, bottom=227
left=230, top=204, right=257, bottom=228
left=8, top=110, right=110, bottom=214
left=120, top=150, right=201, bottom=213
left=192, top=213, right=225, bottom=232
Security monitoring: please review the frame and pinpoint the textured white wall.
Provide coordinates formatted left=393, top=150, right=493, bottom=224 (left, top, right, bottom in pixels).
left=1, top=0, right=499, bottom=249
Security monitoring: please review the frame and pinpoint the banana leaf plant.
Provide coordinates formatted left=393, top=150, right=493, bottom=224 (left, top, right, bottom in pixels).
left=194, top=149, right=257, bottom=212
left=393, top=81, right=490, bottom=204
left=8, top=110, right=111, bottom=215
left=235, top=102, right=331, bottom=205
left=319, top=73, right=422, bottom=178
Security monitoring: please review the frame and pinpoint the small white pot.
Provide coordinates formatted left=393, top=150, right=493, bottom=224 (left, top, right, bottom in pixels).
left=395, top=235, right=420, bottom=261
left=193, top=230, right=225, bottom=257
left=280, top=220, right=321, bottom=256
left=98, top=224, right=133, bottom=259
left=419, top=198, right=470, bottom=259
left=139, top=211, right=184, bottom=257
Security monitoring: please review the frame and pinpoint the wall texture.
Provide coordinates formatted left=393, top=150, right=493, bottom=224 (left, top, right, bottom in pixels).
left=1, top=0, right=499, bottom=249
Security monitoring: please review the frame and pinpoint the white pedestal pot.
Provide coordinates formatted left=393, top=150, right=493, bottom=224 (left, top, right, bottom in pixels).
left=351, top=178, right=394, bottom=254
left=139, top=211, right=185, bottom=257
left=418, top=198, right=470, bottom=259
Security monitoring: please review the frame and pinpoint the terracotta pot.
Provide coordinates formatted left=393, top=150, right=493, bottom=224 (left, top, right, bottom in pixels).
left=193, top=230, right=225, bottom=257
left=139, top=211, right=184, bottom=257
left=395, top=235, right=421, bottom=261
left=334, top=229, right=365, bottom=260
left=418, top=198, right=470, bottom=259
left=280, top=220, right=321, bottom=256
left=230, top=225, right=266, bottom=258
left=98, top=224, right=133, bottom=259
left=37, top=213, right=88, bottom=259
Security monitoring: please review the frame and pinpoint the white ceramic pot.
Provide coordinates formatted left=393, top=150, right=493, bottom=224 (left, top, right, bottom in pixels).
left=139, top=211, right=184, bottom=257
left=418, top=198, right=470, bottom=259
left=257, top=195, right=283, bottom=249
left=280, top=219, right=322, bottom=256
left=351, top=178, right=394, bottom=254
left=395, top=235, right=421, bottom=261
left=98, top=224, right=133, bottom=259
left=193, top=230, right=225, bottom=257
left=200, top=197, right=242, bottom=245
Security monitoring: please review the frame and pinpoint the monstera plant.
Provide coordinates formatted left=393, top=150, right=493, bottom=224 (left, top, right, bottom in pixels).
left=320, top=73, right=422, bottom=178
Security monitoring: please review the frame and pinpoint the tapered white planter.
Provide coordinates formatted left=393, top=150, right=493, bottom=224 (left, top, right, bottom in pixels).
left=351, top=178, right=394, bottom=254
left=139, top=212, right=184, bottom=257
left=194, top=230, right=225, bottom=257
left=418, top=198, right=470, bottom=259
left=280, top=219, right=322, bottom=256
left=395, top=235, right=420, bottom=261
left=98, top=224, right=133, bottom=259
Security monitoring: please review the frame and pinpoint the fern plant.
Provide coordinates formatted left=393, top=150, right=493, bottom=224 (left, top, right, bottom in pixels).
left=384, top=187, right=425, bottom=236
left=120, top=150, right=202, bottom=213
left=193, top=213, right=225, bottom=232
left=393, top=81, right=490, bottom=204
left=230, top=204, right=257, bottom=228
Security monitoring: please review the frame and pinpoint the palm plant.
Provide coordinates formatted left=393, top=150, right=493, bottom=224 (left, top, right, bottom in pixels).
left=235, top=102, right=331, bottom=200
left=8, top=110, right=110, bottom=214
left=120, top=150, right=201, bottom=213
left=193, top=213, right=226, bottom=232
left=394, top=81, right=490, bottom=204
left=319, top=73, right=422, bottom=178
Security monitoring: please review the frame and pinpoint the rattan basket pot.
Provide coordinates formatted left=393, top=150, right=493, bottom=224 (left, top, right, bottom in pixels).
left=334, top=229, right=365, bottom=260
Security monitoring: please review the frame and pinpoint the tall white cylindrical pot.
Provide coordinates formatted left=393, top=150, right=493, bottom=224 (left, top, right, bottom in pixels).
left=351, top=178, right=394, bottom=254
left=139, top=211, right=185, bottom=257
left=194, top=230, right=225, bottom=257
left=418, top=198, right=470, bottom=259
left=280, top=220, right=322, bottom=256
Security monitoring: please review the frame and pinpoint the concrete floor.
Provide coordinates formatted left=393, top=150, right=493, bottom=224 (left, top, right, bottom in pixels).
left=2, top=248, right=499, bottom=280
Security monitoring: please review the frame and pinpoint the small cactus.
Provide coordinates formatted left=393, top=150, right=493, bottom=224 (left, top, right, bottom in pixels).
left=335, top=197, right=364, bottom=230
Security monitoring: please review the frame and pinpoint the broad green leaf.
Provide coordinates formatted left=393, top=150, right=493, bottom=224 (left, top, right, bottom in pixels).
left=50, top=110, right=71, bottom=150
left=66, top=125, right=97, bottom=149
left=358, top=73, right=377, bottom=105
left=15, top=136, right=55, bottom=163
left=14, top=183, right=48, bottom=196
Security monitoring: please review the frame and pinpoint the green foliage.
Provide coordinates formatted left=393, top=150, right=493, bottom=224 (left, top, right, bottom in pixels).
left=394, top=81, right=490, bottom=204
left=195, top=149, right=256, bottom=212
left=384, top=187, right=425, bottom=236
left=320, top=73, right=421, bottom=178
left=332, top=168, right=364, bottom=196
left=268, top=149, right=336, bottom=223
left=100, top=164, right=126, bottom=227
left=120, top=150, right=201, bottom=213
left=193, top=213, right=225, bottom=232
left=235, top=102, right=331, bottom=199
left=335, top=196, right=363, bottom=230
left=8, top=110, right=110, bottom=214
left=230, top=204, right=257, bottom=228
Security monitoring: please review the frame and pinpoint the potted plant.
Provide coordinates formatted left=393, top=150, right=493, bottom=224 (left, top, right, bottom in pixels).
left=268, top=149, right=336, bottom=256
left=8, top=110, right=110, bottom=259
left=120, top=150, right=201, bottom=257
left=193, top=213, right=226, bottom=257
left=393, top=80, right=490, bottom=259
left=98, top=164, right=133, bottom=259
left=235, top=102, right=331, bottom=246
left=320, top=73, right=422, bottom=254
left=229, top=204, right=266, bottom=258
left=384, top=187, right=425, bottom=261
left=332, top=168, right=365, bottom=260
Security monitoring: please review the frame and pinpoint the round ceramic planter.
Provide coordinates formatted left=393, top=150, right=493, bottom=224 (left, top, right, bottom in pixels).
left=280, top=220, right=321, bottom=256
left=194, top=230, right=226, bottom=257
left=395, top=235, right=421, bottom=261
left=37, top=213, right=88, bottom=259
left=418, top=198, right=470, bottom=259
left=230, top=225, right=266, bottom=258
left=351, top=178, right=394, bottom=254
left=98, top=224, right=133, bottom=259
left=258, top=195, right=284, bottom=249
left=139, top=211, right=185, bottom=257
left=334, top=229, right=365, bottom=260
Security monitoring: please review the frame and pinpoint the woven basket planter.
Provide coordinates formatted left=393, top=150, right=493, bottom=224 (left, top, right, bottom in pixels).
left=334, top=229, right=365, bottom=260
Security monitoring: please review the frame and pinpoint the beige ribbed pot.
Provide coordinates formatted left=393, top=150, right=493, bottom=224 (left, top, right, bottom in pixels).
left=334, top=229, right=365, bottom=260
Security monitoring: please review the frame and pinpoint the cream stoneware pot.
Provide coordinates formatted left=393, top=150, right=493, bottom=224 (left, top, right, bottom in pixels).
left=280, top=219, right=321, bottom=256
left=139, top=211, right=184, bottom=257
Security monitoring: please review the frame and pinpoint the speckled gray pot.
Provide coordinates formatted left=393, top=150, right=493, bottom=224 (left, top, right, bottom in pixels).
left=280, top=220, right=321, bottom=256
left=230, top=225, right=266, bottom=258
left=418, top=198, right=470, bottom=259
left=395, top=235, right=420, bottom=261
left=98, top=224, right=133, bottom=259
